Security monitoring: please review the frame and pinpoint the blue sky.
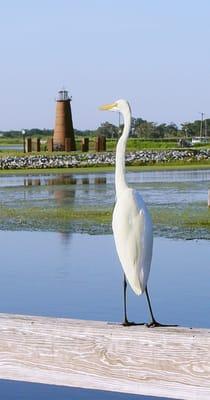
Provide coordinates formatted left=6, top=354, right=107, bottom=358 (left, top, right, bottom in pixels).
left=0, top=0, right=210, bottom=130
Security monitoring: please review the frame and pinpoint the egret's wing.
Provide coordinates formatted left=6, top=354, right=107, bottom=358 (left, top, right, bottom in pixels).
left=112, top=189, right=153, bottom=295
left=134, top=191, right=153, bottom=290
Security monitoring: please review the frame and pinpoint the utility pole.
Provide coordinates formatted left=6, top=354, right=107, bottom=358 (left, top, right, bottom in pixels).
left=199, top=112, right=204, bottom=137
left=204, top=119, right=207, bottom=137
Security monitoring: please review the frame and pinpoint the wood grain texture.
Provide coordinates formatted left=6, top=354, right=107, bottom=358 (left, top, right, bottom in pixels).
left=0, top=313, right=209, bottom=399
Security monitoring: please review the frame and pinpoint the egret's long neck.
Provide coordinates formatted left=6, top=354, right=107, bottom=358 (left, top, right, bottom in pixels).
left=115, top=107, right=131, bottom=198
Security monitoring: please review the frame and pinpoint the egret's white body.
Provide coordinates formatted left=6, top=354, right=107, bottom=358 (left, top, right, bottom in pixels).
left=100, top=99, right=153, bottom=297
left=112, top=188, right=153, bottom=295
left=99, top=99, right=163, bottom=326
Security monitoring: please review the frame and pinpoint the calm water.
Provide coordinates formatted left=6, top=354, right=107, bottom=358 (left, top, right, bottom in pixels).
left=0, top=232, right=209, bottom=399
left=1, top=169, right=210, bottom=208
left=0, top=169, right=210, bottom=399
left=0, top=145, right=22, bottom=151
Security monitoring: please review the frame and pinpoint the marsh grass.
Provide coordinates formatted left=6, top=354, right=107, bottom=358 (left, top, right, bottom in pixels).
left=151, top=205, right=210, bottom=229
left=0, top=205, right=111, bottom=228
left=0, top=202, right=209, bottom=238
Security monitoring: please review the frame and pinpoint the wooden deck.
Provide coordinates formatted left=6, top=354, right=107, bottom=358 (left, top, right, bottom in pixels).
left=0, top=313, right=209, bottom=399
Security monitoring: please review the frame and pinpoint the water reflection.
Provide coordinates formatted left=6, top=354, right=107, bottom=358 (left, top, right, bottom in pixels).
left=59, top=231, right=73, bottom=246
left=1, top=170, right=209, bottom=208
left=22, top=175, right=107, bottom=187
left=21, top=175, right=108, bottom=208
left=22, top=175, right=108, bottom=241
left=24, top=178, right=41, bottom=186
left=47, top=175, right=77, bottom=186
left=0, top=169, right=209, bottom=238
left=94, top=177, right=107, bottom=185
left=20, top=174, right=109, bottom=210
left=0, top=170, right=208, bottom=209
left=1, top=169, right=209, bottom=187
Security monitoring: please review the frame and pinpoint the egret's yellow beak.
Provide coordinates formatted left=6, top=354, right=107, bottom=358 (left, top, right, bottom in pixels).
left=99, top=102, right=117, bottom=111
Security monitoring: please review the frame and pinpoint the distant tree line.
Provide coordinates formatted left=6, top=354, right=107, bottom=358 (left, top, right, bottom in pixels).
left=93, top=118, right=210, bottom=139
left=1, top=117, right=210, bottom=139
left=76, top=117, right=210, bottom=139
left=0, top=129, right=53, bottom=138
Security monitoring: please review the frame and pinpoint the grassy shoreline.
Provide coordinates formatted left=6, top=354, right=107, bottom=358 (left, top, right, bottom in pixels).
left=0, top=161, right=209, bottom=176
left=0, top=204, right=209, bottom=239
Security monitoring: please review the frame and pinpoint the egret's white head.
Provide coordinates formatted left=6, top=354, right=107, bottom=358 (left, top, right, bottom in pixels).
left=99, top=99, right=131, bottom=114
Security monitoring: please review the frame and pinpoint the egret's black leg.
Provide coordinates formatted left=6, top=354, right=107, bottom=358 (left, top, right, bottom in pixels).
left=145, top=286, right=178, bottom=328
left=145, top=286, right=155, bottom=321
left=122, top=275, right=135, bottom=326
left=123, top=274, right=129, bottom=325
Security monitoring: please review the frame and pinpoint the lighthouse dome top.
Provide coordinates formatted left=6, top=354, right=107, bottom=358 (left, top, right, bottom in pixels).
left=56, top=89, right=71, bottom=102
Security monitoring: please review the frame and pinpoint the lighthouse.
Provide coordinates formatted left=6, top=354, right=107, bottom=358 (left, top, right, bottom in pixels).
left=53, top=89, right=76, bottom=151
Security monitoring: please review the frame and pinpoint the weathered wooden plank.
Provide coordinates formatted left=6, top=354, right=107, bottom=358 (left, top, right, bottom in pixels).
left=0, top=313, right=209, bottom=399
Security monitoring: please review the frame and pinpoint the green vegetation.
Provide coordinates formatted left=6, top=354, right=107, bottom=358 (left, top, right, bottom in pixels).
left=0, top=137, right=181, bottom=151
left=0, top=206, right=111, bottom=224
left=0, top=136, right=209, bottom=157
left=95, top=117, right=210, bottom=139
left=0, top=160, right=209, bottom=177
left=151, top=205, right=210, bottom=229
left=0, top=137, right=22, bottom=145
left=0, top=128, right=52, bottom=139
left=0, top=201, right=209, bottom=239
left=0, top=205, right=111, bottom=233
left=0, top=113, right=210, bottom=142
left=106, top=138, right=180, bottom=151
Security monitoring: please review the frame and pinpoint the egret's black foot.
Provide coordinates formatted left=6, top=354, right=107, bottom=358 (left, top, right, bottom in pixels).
left=123, top=320, right=145, bottom=327
left=146, top=320, right=164, bottom=328
left=122, top=320, right=136, bottom=326
left=146, top=320, right=178, bottom=328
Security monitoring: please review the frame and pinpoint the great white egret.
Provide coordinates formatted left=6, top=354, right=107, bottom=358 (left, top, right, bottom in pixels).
left=100, top=99, right=160, bottom=326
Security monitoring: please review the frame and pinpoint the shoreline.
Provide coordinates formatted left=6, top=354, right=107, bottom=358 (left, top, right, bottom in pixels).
left=0, top=149, right=209, bottom=175
left=0, top=162, right=209, bottom=176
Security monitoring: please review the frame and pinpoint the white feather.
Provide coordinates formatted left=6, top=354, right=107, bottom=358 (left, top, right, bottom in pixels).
left=112, top=188, right=153, bottom=295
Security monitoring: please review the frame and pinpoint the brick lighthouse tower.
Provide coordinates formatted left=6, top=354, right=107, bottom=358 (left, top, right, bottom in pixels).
left=53, top=89, right=76, bottom=151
